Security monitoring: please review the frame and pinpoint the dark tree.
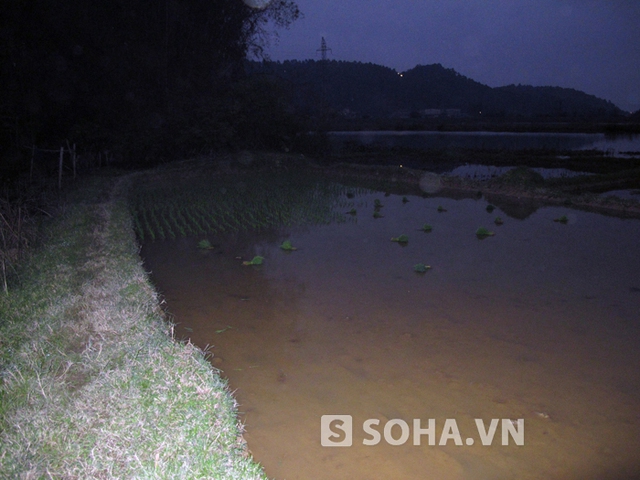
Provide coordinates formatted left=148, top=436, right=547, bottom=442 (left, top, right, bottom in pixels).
left=0, top=0, right=300, bottom=165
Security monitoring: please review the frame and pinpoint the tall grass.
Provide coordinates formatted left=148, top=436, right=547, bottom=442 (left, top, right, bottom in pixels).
left=0, top=194, right=41, bottom=294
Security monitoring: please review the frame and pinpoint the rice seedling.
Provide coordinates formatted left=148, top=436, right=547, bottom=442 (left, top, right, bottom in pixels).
left=475, top=227, right=495, bottom=238
left=486, top=204, right=496, bottom=213
left=161, top=213, right=177, bottom=239
left=554, top=215, right=569, bottom=224
left=280, top=240, right=297, bottom=251
left=177, top=208, right=197, bottom=236
left=420, top=224, right=433, bottom=232
left=242, top=256, right=264, bottom=266
left=374, top=199, right=383, bottom=208
left=141, top=210, right=153, bottom=240
left=414, top=263, right=431, bottom=273
left=198, top=239, right=215, bottom=249
left=190, top=213, right=206, bottom=235
left=437, top=205, right=447, bottom=212
left=391, top=234, right=409, bottom=243
left=495, top=217, right=504, bottom=225
left=168, top=208, right=186, bottom=237
left=347, top=208, right=357, bottom=215
left=150, top=210, right=165, bottom=240
left=373, top=211, right=383, bottom=218
left=195, top=209, right=214, bottom=232
left=402, top=196, right=409, bottom=203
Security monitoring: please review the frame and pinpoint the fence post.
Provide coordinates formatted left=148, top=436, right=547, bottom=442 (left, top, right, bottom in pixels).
left=66, top=140, right=77, bottom=179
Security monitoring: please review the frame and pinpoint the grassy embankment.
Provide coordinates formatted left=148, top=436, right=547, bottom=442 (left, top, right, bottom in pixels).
left=0, top=173, right=268, bottom=479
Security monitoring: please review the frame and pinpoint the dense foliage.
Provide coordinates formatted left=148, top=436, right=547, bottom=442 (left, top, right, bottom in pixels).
left=0, top=0, right=300, bottom=166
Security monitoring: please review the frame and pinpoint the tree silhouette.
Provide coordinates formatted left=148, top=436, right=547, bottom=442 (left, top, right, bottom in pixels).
left=0, top=0, right=300, bottom=164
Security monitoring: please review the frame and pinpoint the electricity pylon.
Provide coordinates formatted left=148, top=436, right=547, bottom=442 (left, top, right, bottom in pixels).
left=316, top=37, right=332, bottom=61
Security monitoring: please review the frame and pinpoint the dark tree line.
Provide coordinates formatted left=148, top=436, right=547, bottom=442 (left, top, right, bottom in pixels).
left=0, top=0, right=300, bottom=167
left=249, top=60, right=625, bottom=122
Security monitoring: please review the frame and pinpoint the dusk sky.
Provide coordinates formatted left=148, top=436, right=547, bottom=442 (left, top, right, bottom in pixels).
left=262, top=0, right=640, bottom=112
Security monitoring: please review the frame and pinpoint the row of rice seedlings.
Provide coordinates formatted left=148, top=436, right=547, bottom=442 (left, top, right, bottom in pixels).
left=172, top=206, right=193, bottom=236
left=183, top=207, right=207, bottom=236
left=129, top=171, right=352, bottom=242
left=160, top=210, right=177, bottom=239
left=193, top=206, right=216, bottom=233
left=167, top=206, right=186, bottom=237
left=142, top=209, right=156, bottom=242
left=150, top=208, right=166, bottom=240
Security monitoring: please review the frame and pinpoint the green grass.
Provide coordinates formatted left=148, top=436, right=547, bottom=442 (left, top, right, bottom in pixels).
left=0, top=174, right=268, bottom=479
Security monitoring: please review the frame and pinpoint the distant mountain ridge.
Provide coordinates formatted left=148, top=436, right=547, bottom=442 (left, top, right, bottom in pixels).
left=246, top=60, right=623, bottom=120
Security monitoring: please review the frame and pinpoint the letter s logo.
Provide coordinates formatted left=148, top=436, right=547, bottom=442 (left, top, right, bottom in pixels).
left=321, top=415, right=353, bottom=446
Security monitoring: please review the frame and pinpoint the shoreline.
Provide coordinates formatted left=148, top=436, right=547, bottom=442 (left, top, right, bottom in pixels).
left=313, top=160, right=640, bottom=218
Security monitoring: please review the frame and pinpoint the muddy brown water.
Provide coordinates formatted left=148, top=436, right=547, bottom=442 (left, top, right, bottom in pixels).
left=142, top=192, right=640, bottom=480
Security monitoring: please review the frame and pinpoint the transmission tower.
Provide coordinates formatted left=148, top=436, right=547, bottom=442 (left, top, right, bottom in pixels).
left=316, top=37, right=332, bottom=61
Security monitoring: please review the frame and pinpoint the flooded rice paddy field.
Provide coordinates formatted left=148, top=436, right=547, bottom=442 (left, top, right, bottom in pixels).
left=141, top=176, right=640, bottom=480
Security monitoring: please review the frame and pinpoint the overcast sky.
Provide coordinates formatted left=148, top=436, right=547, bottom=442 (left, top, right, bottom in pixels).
left=262, top=0, right=640, bottom=112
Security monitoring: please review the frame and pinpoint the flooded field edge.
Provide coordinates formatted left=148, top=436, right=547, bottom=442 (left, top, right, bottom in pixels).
left=135, top=159, right=640, bottom=480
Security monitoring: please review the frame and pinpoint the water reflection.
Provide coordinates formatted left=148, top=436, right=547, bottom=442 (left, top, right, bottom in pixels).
left=329, top=130, right=640, bottom=154
left=142, top=191, right=640, bottom=480
left=446, top=164, right=590, bottom=180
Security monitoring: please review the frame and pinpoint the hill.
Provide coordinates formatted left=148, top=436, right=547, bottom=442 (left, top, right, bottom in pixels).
left=246, top=60, right=624, bottom=122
